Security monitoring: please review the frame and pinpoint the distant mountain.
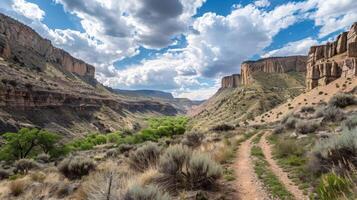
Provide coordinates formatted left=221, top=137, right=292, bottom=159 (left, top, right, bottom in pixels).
left=110, top=88, right=204, bottom=113
left=112, top=89, right=174, bottom=99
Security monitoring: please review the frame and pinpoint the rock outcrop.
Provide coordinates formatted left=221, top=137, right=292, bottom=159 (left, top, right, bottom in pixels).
left=306, top=22, right=357, bottom=90
left=240, top=56, right=307, bottom=85
left=221, top=74, right=241, bottom=88
left=0, top=13, right=95, bottom=78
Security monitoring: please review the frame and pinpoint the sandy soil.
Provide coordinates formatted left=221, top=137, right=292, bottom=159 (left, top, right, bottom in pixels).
left=234, top=134, right=270, bottom=200
left=260, top=132, right=308, bottom=200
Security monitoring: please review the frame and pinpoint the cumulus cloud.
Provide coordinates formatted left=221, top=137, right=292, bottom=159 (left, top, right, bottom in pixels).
left=12, top=0, right=45, bottom=21
left=262, top=37, right=318, bottom=57
left=254, top=0, right=270, bottom=8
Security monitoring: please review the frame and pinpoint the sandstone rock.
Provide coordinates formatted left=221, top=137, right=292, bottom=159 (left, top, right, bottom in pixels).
left=240, top=56, right=307, bottom=85
left=0, top=13, right=95, bottom=78
left=221, top=74, right=241, bottom=88
left=306, top=22, right=357, bottom=90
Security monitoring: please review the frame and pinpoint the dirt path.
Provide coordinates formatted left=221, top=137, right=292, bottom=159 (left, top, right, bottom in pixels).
left=234, top=134, right=270, bottom=200
left=260, top=132, right=308, bottom=200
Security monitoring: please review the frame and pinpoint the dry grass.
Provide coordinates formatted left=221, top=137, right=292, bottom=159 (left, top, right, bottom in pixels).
left=9, top=179, right=27, bottom=196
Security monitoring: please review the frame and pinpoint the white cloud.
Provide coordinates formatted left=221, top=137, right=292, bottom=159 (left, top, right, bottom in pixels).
left=12, top=0, right=45, bottom=21
left=309, top=0, right=357, bottom=37
left=173, top=85, right=219, bottom=100
left=263, top=37, right=318, bottom=58
left=254, top=0, right=270, bottom=8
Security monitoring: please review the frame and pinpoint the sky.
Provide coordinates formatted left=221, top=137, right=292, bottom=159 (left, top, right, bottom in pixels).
left=0, top=0, right=356, bottom=100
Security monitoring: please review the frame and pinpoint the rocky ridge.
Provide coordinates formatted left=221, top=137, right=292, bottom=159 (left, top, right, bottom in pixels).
left=0, top=13, right=94, bottom=79
left=306, top=22, right=357, bottom=90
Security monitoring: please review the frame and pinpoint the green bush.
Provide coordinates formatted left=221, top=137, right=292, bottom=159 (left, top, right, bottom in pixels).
left=329, top=93, right=356, bottom=108
left=343, top=114, right=357, bottom=130
left=58, top=156, right=96, bottom=180
left=14, top=159, right=40, bottom=174
left=155, top=145, right=222, bottom=193
left=275, top=139, right=304, bottom=158
left=317, top=173, right=353, bottom=200
left=295, top=120, right=319, bottom=134
left=128, top=142, right=161, bottom=172
left=310, top=128, right=357, bottom=174
left=124, top=185, right=170, bottom=200
left=106, top=132, right=122, bottom=143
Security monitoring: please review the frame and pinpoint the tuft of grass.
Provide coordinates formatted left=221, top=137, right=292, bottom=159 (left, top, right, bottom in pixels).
left=317, top=172, right=353, bottom=200
left=9, top=179, right=27, bottom=196
left=128, top=142, right=161, bottom=172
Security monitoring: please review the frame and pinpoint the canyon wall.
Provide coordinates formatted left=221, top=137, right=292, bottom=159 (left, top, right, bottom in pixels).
left=306, top=22, right=357, bottom=90
left=240, top=56, right=307, bottom=85
left=221, top=74, right=241, bottom=88
left=0, top=13, right=95, bottom=78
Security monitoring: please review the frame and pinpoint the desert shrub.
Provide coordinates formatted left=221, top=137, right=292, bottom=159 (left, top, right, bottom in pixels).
left=118, top=144, right=134, bottom=153
left=14, top=159, right=40, bottom=174
left=105, top=148, right=119, bottom=158
left=310, top=128, right=357, bottom=174
left=295, top=120, right=319, bottom=134
left=317, top=172, right=353, bottom=200
left=329, top=93, right=356, bottom=108
left=9, top=179, right=27, bottom=196
left=272, top=125, right=285, bottom=134
left=36, top=153, right=50, bottom=163
left=128, top=142, right=161, bottom=172
left=322, top=106, right=346, bottom=122
left=210, top=124, right=235, bottom=132
left=155, top=145, right=222, bottom=193
left=300, top=106, right=315, bottom=113
left=58, top=156, right=96, bottom=180
left=30, top=171, right=46, bottom=182
left=106, top=132, right=122, bottom=143
left=343, top=114, right=357, bottom=130
left=124, top=185, right=170, bottom=200
left=284, top=116, right=298, bottom=129
left=0, top=168, right=10, bottom=180
left=182, top=132, right=204, bottom=148
left=275, top=139, right=304, bottom=158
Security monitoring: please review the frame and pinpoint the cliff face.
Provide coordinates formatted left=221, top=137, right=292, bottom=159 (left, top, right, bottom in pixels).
left=0, top=13, right=95, bottom=78
left=221, top=74, right=241, bottom=88
left=240, top=56, right=307, bottom=85
left=306, top=22, right=357, bottom=90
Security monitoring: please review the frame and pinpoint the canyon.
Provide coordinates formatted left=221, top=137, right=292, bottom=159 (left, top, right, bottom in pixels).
left=306, top=22, right=357, bottom=90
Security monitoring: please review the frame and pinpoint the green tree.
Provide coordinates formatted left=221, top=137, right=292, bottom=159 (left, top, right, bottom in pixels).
left=37, top=130, right=61, bottom=153
left=2, top=128, right=39, bottom=159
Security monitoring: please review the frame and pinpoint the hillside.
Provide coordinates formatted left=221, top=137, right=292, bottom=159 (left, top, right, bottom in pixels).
left=189, top=70, right=306, bottom=131
left=0, top=14, right=178, bottom=136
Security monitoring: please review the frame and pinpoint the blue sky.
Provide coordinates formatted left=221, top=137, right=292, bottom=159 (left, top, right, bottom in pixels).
left=1, top=0, right=356, bottom=100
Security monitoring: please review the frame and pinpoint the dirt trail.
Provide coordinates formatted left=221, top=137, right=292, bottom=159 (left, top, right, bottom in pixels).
left=234, top=134, right=270, bottom=200
left=260, top=132, right=308, bottom=200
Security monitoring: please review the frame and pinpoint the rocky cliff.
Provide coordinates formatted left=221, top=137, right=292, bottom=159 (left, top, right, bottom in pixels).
left=0, top=13, right=94, bottom=78
left=221, top=74, right=241, bottom=88
left=306, top=22, right=357, bottom=90
left=240, top=56, right=307, bottom=85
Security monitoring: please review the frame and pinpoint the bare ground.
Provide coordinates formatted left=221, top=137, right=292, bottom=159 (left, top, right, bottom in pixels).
left=234, top=134, right=270, bottom=200
left=260, top=132, right=308, bottom=200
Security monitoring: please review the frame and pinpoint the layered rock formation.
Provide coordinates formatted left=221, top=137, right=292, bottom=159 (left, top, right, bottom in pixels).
left=221, top=74, right=241, bottom=88
left=306, top=22, right=357, bottom=90
left=240, top=56, right=307, bottom=85
left=0, top=13, right=94, bottom=78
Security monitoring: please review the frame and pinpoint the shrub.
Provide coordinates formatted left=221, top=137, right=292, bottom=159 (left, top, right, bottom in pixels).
left=284, top=116, right=298, bottom=129
left=329, top=93, right=356, bottom=108
left=317, top=173, right=353, bottom=200
left=155, top=145, right=222, bottom=193
left=310, top=128, right=357, bottom=174
left=14, top=159, right=40, bottom=174
left=118, top=144, right=134, bottom=153
left=343, top=114, right=357, bottom=130
left=300, top=106, right=315, bottom=113
left=322, top=106, right=346, bottom=122
left=106, top=132, right=122, bottom=143
left=210, top=124, right=235, bottom=132
left=275, top=139, right=304, bottom=158
left=30, top=171, right=46, bottom=182
left=124, top=185, right=170, bottom=200
left=0, top=168, right=10, bottom=180
left=9, top=179, right=27, bottom=196
left=272, top=125, right=285, bottom=134
left=105, top=148, right=119, bottom=158
left=36, top=153, right=50, bottom=163
left=182, top=132, right=204, bottom=148
left=58, top=156, right=96, bottom=180
left=295, top=120, right=319, bottom=134
left=128, top=142, right=161, bottom=172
